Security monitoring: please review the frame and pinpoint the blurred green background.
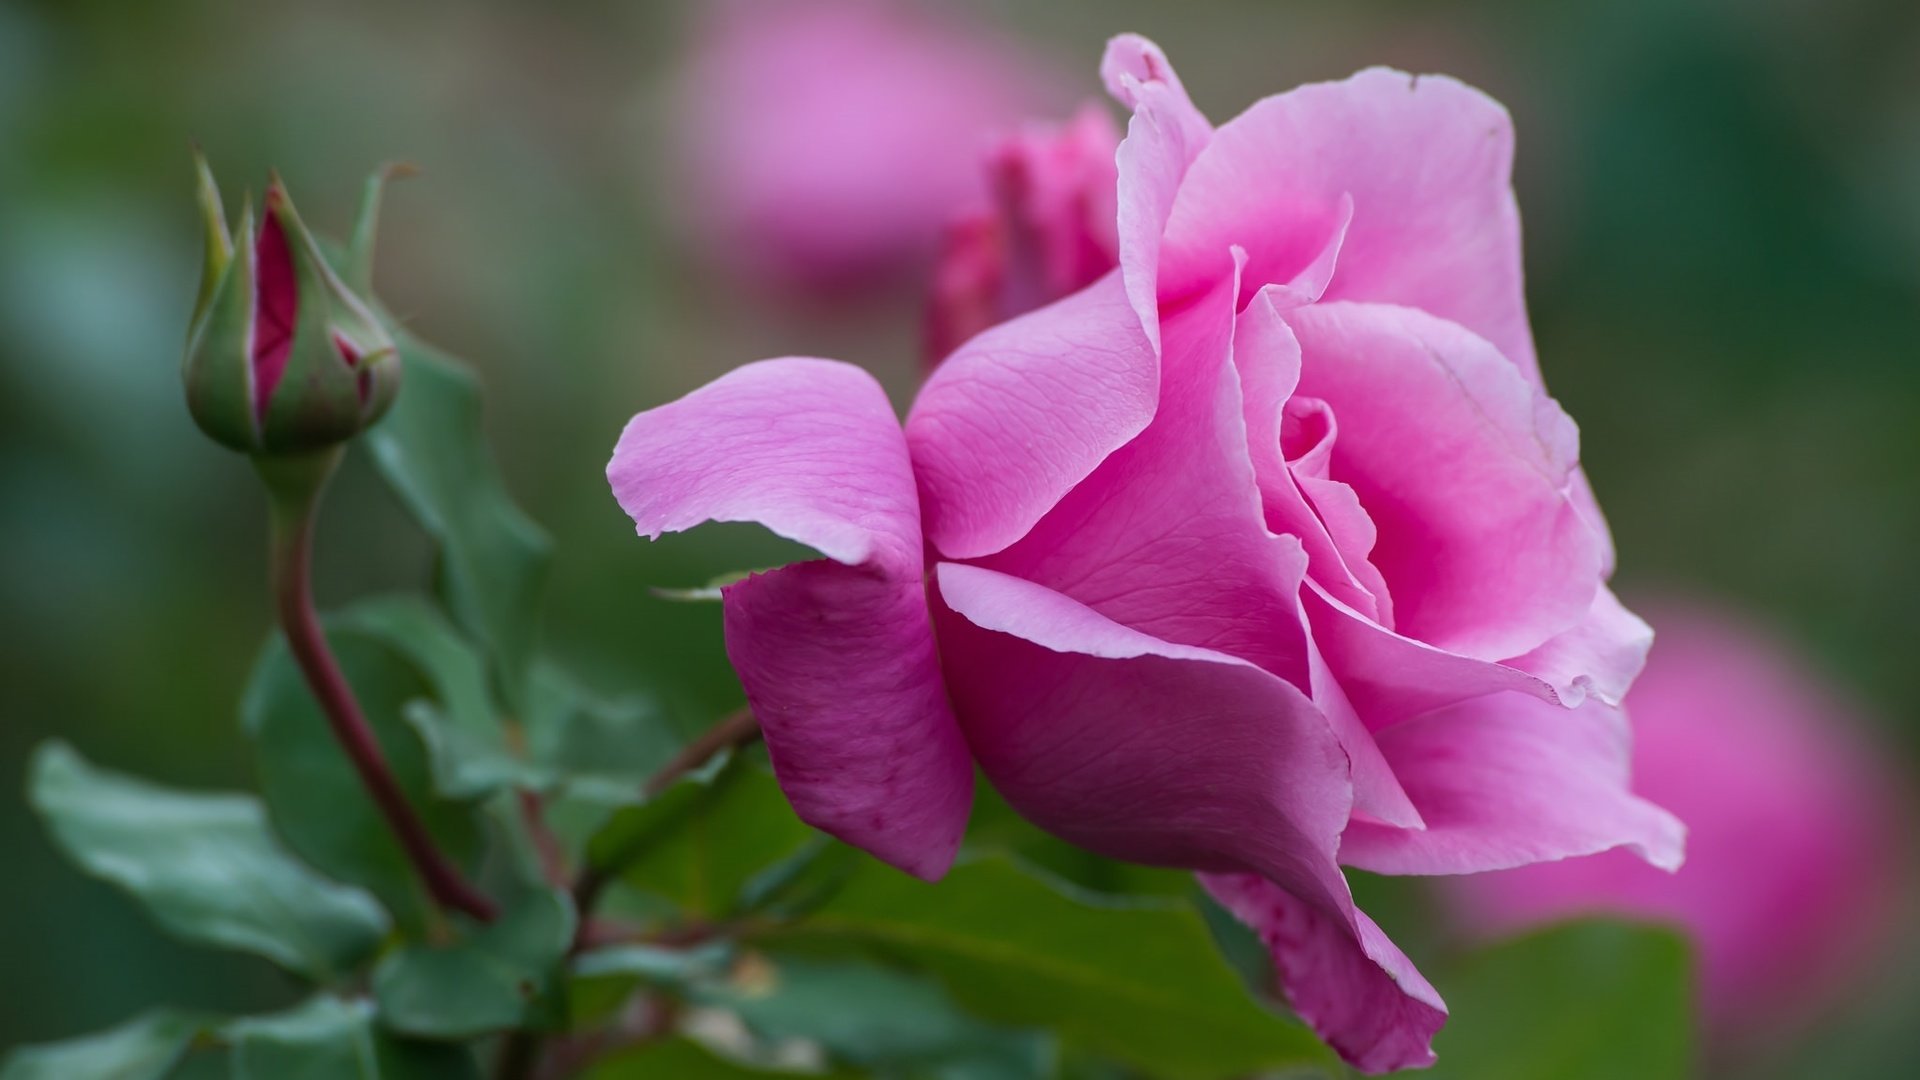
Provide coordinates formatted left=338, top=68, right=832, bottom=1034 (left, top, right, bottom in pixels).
left=2, top=0, right=1916, bottom=1074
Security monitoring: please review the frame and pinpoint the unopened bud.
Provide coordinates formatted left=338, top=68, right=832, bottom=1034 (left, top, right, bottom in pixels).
left=184, top=155, right=399, bottom=455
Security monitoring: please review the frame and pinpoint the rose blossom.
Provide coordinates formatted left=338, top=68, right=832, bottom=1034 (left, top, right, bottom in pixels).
left=674, top=0, right=1058, bottom=294
left=612, top=35, right=1681, bottom=1072
left=1443, top=601, right=1907, bottom=1039
left=923, top=103, right=1120, bottom=366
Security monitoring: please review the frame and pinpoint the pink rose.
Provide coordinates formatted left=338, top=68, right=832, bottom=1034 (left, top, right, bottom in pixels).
left=674, top=0, right=1059, bottom=294
left=1442, top=601, right=1908, bottom=1040
left=612, top=35, right=1681, bottom=1072
left=923, top=103, right=1121, bottom=366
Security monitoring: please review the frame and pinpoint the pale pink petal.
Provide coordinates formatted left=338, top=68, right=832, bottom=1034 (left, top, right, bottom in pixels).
left=1099, top=33, right=1212, bottom=166
left=610, top=358, right=919, bottom=572
left=906, top=272, right=1158, bottom=559
left=1288, top=301, right=1600, bottom=660
left=981, top=267, right=1307, bottom=680
left=1201, top=872, right=1447, bottom=1075
left=1340, top=693, right=1685, bottom=876
left=1105, top=34, right=1211, bottom=351
left=980, top=269, right=1415, bottom=825
left=1161, top=67, right=1538, bottom=381
left=607, top=358, right=971, bottom=879
left=1307, top=583, right=1578, bottom=731
left=1506, top=585, right=1653, bottom=708
left=932, top=562, right=1350, bottom=903
left=1234, top=290, right=1392, bottom=622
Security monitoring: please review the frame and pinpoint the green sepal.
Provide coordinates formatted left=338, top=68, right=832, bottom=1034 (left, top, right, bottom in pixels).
left=183, top=194, right=260, bottom=452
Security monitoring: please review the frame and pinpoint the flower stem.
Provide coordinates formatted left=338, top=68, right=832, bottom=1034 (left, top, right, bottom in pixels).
left=260, top=450, right=497, bottom=923
left=567, top=706, right=762, bottom=923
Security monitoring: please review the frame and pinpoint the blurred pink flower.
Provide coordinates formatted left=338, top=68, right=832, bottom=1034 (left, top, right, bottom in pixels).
left=923, top=104, right=1120, bottom=366
left=676, top=0, right=1060, bottom=295
left=1443, top=601, right=1908, bottom=1035
left=614, top=34, right=1677, bottom=1072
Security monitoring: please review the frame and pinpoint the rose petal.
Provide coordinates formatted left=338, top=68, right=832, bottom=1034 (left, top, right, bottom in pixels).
left=1201, top=872, right=1447, bottom=1075
left=1288, top=301, right=1599, bottom=660
left=1161, top=66, right=1538, bottom=382
left=932, top=562, right=1351, bottom=898
left=1105, top=33, right=1211, bottom=351
left=722, top=561, right=971, bottom=880
left=907, top=272, right=1159, bottom=559
left=608, top=358, right=971, bottom=879
left=1234, top=289, right=1393, bottom=622
left=1339, top=692, right=1685, bottom=876
left=1505, top=585, right=1653, bottom=709
left=977, top=265, right=1416, bottom=826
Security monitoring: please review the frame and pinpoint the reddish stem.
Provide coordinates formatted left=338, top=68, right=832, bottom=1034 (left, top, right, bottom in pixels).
left=269, top=475, right=497, bottom=923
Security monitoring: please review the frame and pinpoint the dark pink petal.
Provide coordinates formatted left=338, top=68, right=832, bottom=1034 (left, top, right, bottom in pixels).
left=935, top=565, right=1444, bottom=1073
left=1161, top=67, right=1538, bottom=382
left=1339, top=692, right=1685, bottom=876
left=1288, top=301, right=1600, bottom=660
left=252, top=201, right=298, bottom=421
left=607, top=358, right=970, bottom=879
left=907, top=271, right=1158, bottom=559
left=1201, top=872, right=1446, bottom=1075
left=722, top=561, right=969, bottom=880
left=932, top=561, right=1350, bottom=901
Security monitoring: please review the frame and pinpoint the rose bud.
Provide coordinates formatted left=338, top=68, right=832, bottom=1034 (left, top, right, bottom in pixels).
left=184, top=155, right=398, bottom=456
left=1441, top=600, right=1910, bottom=1045
left=923, top=104, right=1121, bottom=367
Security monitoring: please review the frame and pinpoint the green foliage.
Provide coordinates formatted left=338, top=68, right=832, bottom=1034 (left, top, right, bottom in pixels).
left=587, top=754, right=811, bottom=918
left=695, top=952, right=1054, bottom=1079
left=582, top=1038, right=859, bottom=1080
left=240, top=622, right=482, bottom=935
left=759, top=855, right=1337, bottom=1079
left=523, top=661, right=680, bottom=811
left=1420, top=920, right=1695, bottom=1080
left=364, top=333, right=551, bottom=711
left=373, top=888, right=577, bottom=1039
left=339, top=594, right=529, bottom=799
left=227, top=996, right=482, bottom=1080
left=27, top=742, right=388, bottom=982
left=0, top=1011, right=205, bottom=1080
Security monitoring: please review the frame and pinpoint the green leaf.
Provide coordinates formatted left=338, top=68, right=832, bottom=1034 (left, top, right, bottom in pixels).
left=228, top=996, right=481, bottom=1080
left=697, top=952, right=1053, bottom=1079
left=365, top=334, right=550, bottom=711
left=241, top=622, right=483, bottom=934
left=587, top=754, right=813, bottom=919
left=523, top=661, right=680, bottom=808
left=373, top=888, right=577, bottom=1039
left=1421, top=920, right=1694, bottom=1080
left=0, top=1011, right=206, bottom=1080
left=581, top=1038, right=858, bottom=1080
left=27, top=741, right=388, bottom=981
left=574, top=941, right=734, bottom=985
left=337, top=594, right=531, bottom=799
left=756, top=855, right=1335, bottom=1079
